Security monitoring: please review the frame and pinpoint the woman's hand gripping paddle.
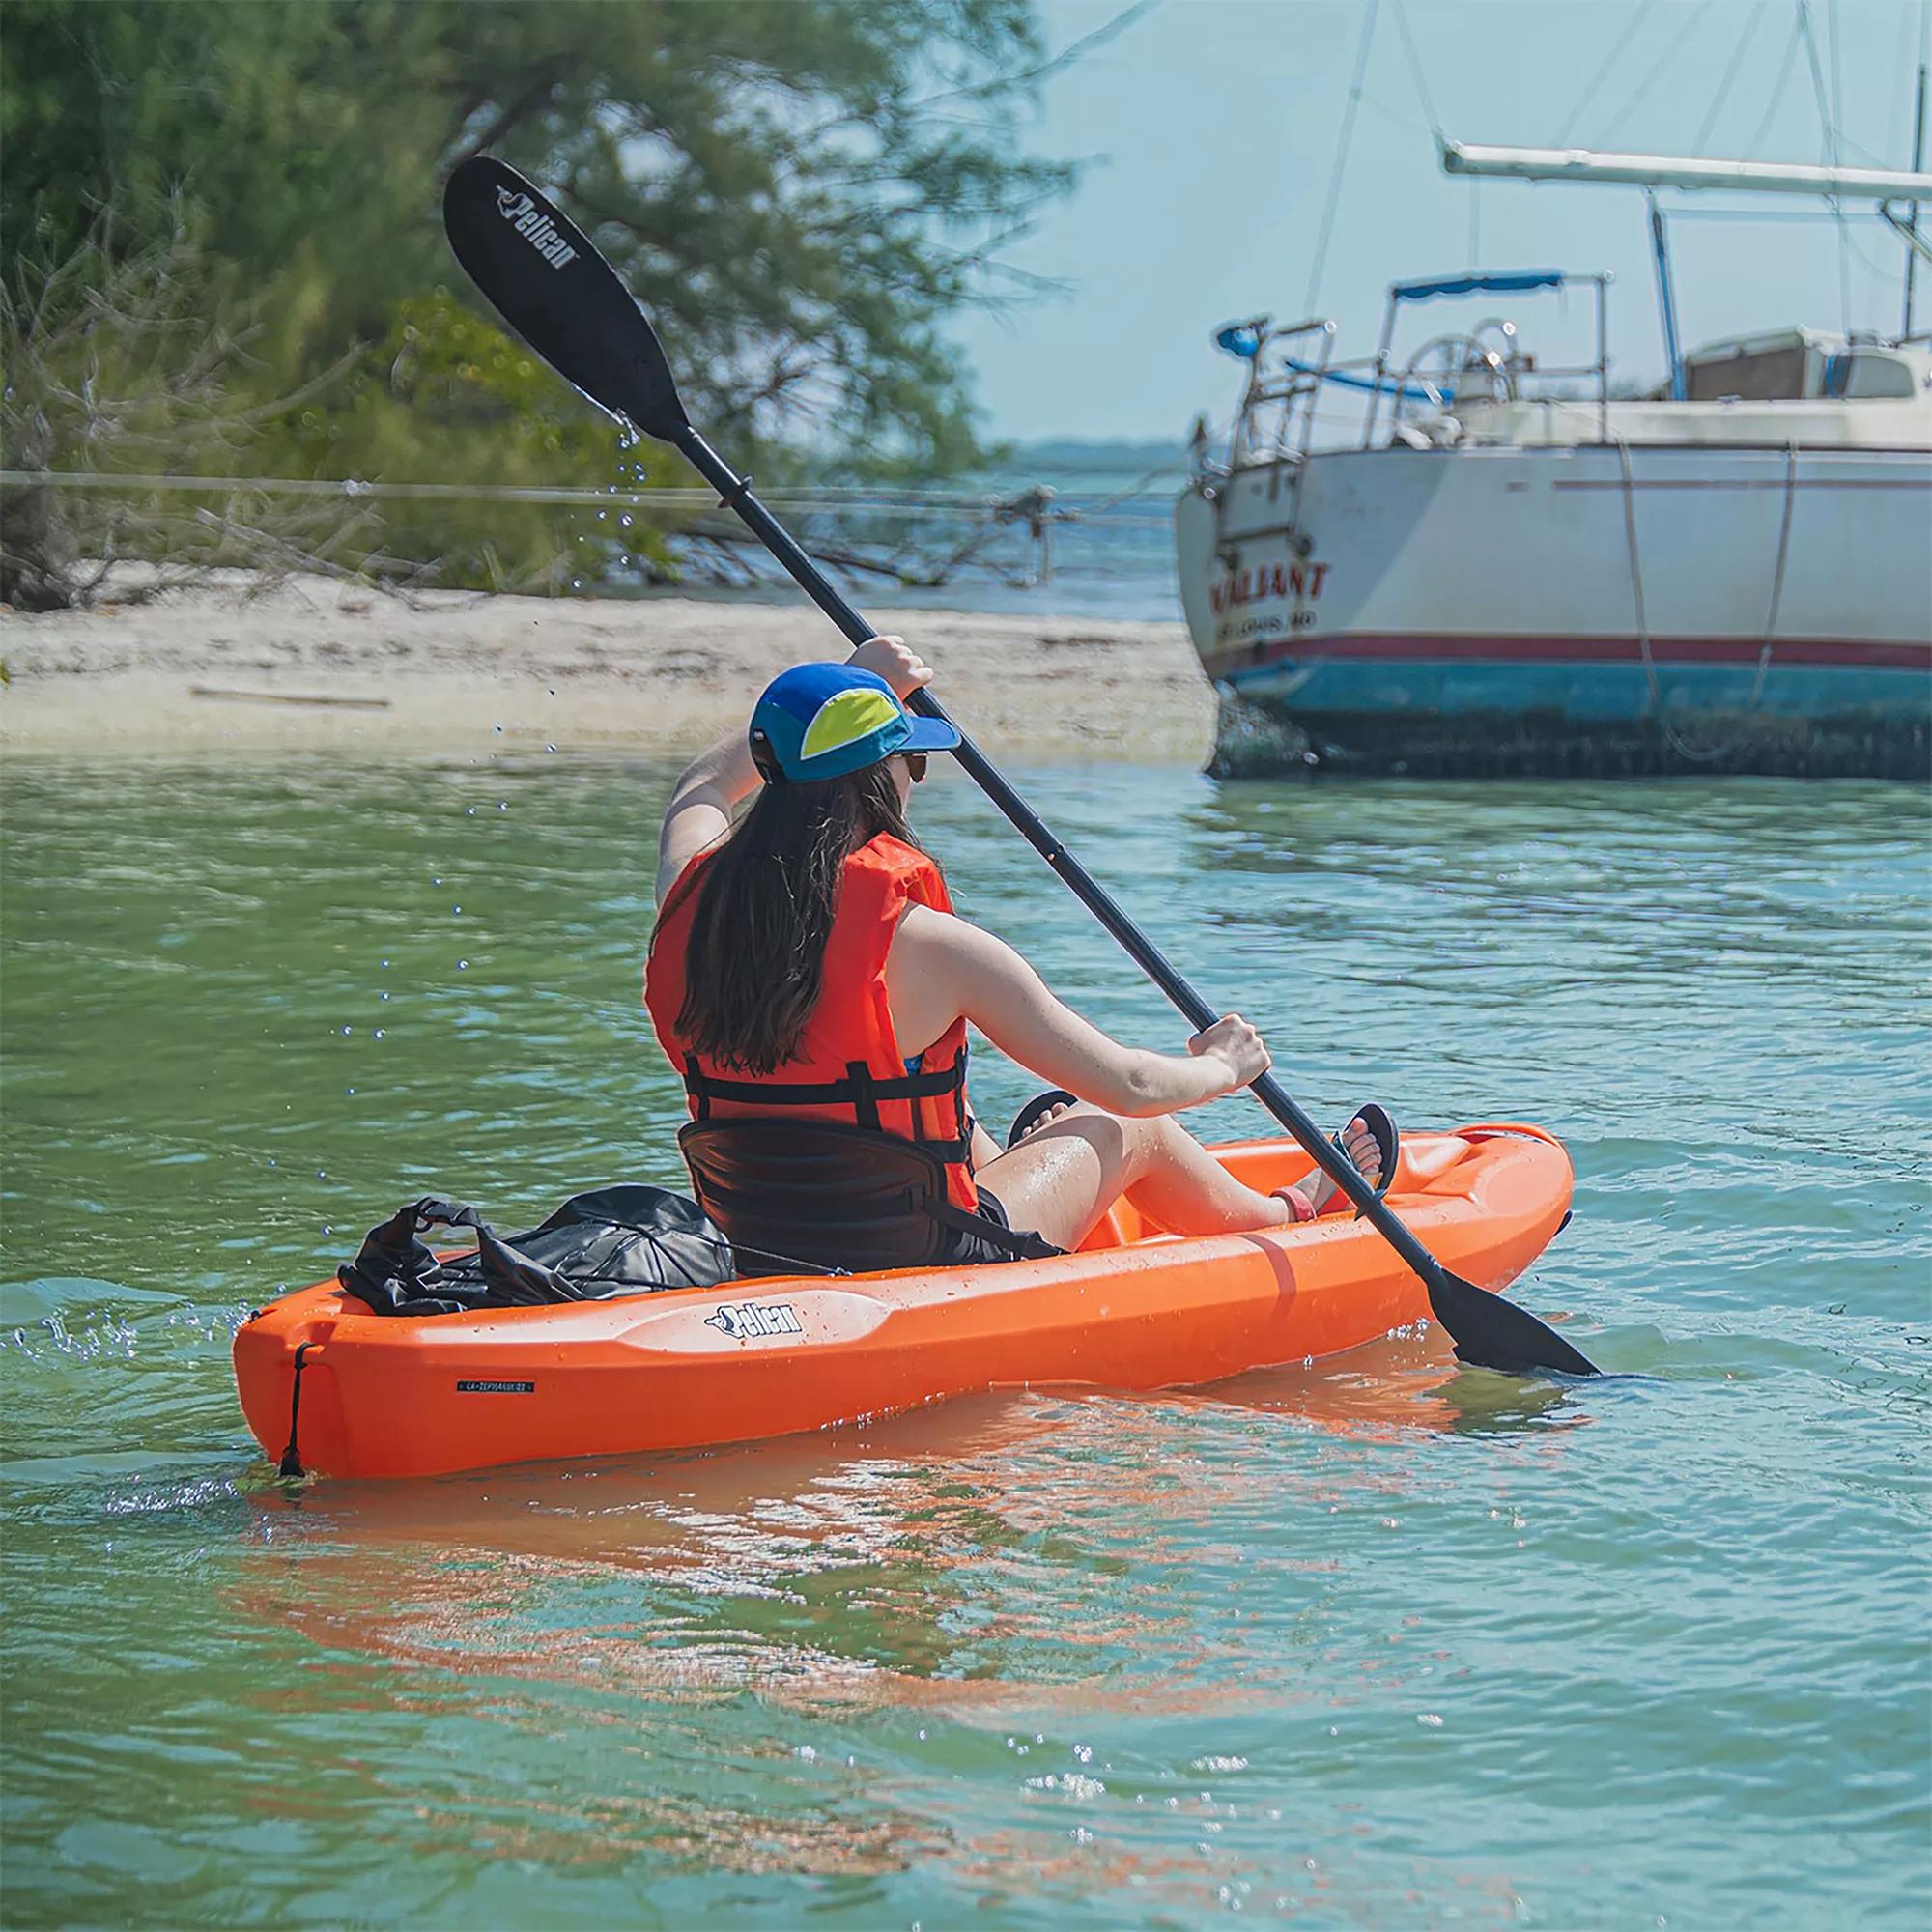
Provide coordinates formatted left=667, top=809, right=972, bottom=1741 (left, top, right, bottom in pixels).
left=441, top=156, right=1602, bottom=1380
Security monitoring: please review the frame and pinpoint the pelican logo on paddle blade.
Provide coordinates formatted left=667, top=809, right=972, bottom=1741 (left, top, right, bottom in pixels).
left=493, top=185, right=577, bottom=270
left=445, top=156, right=692, bottom=442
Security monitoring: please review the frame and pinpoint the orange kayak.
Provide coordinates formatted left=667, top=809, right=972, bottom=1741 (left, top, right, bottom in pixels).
left=233, top=1124, right=1572, bottom=1480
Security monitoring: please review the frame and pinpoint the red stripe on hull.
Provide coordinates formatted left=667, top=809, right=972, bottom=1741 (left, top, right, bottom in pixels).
left=1202, top=634, right=1932, bottom=679
left=1549, top=475, right=1932, bottom=492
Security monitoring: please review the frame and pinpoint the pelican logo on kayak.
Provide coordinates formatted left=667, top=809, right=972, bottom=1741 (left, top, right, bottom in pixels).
left=1209, top=559, right=1329, bottom=616
left=494, top=186, right=578, bottom=270
left=705, top=1301, right=804, bottom=1341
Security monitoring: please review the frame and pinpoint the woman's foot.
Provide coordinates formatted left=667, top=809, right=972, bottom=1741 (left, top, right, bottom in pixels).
left=1273, top=1105, right=1398, bottom=1221
left=1007, top=1088, right=1081, bottom=1149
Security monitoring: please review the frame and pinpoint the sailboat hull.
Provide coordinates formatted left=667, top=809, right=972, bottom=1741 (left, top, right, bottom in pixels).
left=1178, top=442, right=1931, bottom=777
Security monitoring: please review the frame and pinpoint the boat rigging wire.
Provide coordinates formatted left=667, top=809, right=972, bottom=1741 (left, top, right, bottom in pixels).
left=1386, top=0, right=1442, bottom=138
left=1613, top=434, right=1729, bottom=765
left=1550, top=0, right=1658, bottom=147
left=1796, top=0, right=1854, bottom=329
left=1694, top=0, right=1773, bottom=153
left=1599, top=2, right=1718, bottom=148
left=1749, top=442, right=1800, bottom=709
left=1747, top=11, right=1807, bottom=152
left=1304, top=0, right=1380, bottom=315
left=1866, top=2, right=1920, bottom=319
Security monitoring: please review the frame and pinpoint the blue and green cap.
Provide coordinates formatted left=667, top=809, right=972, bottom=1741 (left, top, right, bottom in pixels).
left=748, top=662, right=959, bottom=783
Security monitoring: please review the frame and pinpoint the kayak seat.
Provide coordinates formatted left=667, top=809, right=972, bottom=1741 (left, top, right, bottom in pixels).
left=678, top=1117, right=1055, bottom=1277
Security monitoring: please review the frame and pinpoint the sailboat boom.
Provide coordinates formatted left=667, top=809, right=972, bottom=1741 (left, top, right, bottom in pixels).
left=1440, top=140, right=1932, bottom=201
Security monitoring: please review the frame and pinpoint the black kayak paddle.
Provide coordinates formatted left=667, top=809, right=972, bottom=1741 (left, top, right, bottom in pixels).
left=441, top=156, right=1601, bottom=1380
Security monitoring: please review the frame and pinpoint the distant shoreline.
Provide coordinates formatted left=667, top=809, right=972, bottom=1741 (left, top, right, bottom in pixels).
left=0, top=572, right=1213, bottom=765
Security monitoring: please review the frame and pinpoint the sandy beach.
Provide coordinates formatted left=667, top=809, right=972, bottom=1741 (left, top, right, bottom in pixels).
left=0, top=574, right=1213, bottom=764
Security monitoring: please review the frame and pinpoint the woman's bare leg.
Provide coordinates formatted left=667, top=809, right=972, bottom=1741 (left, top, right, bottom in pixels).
left=973, top=1104, right=1290, bottom=1252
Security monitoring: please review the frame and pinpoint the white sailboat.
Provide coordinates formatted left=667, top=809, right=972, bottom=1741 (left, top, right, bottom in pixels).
left=1176, top=141, right=1932, bottom=776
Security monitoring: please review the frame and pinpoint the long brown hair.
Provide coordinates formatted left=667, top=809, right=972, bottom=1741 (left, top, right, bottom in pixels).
left=662, top=760, right=916, bottom=1074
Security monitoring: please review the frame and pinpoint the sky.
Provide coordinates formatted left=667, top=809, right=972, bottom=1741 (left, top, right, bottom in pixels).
left=947, top=0, right=1931, bottom=441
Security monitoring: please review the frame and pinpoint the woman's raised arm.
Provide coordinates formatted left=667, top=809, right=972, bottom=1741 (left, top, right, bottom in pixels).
left=887, top=907, right=1270, bottom=1117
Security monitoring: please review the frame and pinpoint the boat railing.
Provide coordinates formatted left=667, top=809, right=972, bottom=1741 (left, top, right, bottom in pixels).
left=1213, top=269, right=1614, bottom=469
left=1365, top=269, right=1611, bottom=446
left=1216, top=316, right=1337, bottom=469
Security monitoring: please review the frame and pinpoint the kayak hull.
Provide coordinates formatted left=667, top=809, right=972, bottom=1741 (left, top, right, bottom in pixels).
left=233, top=1127, right=1574, bottom=1480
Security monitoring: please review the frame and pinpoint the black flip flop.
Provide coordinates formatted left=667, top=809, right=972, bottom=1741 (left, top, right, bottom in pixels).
left=1007, top=1088, right=1079, bottom=1150
left=1331, top=1102, right=1400, bottom=1216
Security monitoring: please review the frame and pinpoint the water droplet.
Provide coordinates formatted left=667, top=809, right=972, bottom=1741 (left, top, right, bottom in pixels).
left=345, top=1087, right=355, bottom=1095
left=321, top=1224, right=332, bottom=1236
left=493, top=724, right=504, bottom=734
left=497, top=801, right=508, bottom=811
left=432, top=877, right=442, bottom=887
left=545, top=743, right=556, bottom=753
left=571, top=578, right=582, bottom=590
left=340, top=1025, right=352, bottom=1036
left=619, top=513, right=633, bottom=528
left=373, top=1029, right=384, bottom=1039
left=457, top=959, right=469, bottom=970
left=268, top=1158, right=276, bottom=1167
left=317, top=1170, right=326, bottom=1179
left=380, top=990, right=389, bottom=1001
left=466, top=807, right=475, bottom=816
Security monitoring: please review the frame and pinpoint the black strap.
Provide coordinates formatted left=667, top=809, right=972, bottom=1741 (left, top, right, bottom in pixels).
left=339, top=1197, right=587, bottom=1312
left=278, top=1341, right=316, bottom=1478
left=925, top=1197, right=1064, bottom=1261
left=682, top=1050, right=971, bottom=1160
left=682, top=1059, right=966, bottom=1108
left=846, top=1060, right=880, bottom=1130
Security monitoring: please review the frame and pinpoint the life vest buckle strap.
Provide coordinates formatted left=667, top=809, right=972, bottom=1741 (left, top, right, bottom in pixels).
left=845, top=1060, right=881, bottom=1131
left=679, top=1057, right=966, bottom=1109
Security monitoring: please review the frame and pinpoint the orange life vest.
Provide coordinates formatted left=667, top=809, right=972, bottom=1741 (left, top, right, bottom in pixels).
left=644, top=833, right=980, bottom=1212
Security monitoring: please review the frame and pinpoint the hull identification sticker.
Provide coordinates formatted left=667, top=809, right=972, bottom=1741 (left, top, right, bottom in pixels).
left=456, top=1378, right=536, bottom=1394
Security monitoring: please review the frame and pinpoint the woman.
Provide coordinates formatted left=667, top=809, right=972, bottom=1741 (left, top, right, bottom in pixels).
left=645, top=636, right=1388, bottom=1265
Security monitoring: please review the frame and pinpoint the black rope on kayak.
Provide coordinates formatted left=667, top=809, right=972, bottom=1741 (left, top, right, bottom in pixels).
left=277, top=1341, right=316, bottom=1479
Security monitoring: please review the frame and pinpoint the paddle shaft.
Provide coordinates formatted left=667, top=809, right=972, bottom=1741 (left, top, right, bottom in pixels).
left=675, top=425, right=1418, bottom=1244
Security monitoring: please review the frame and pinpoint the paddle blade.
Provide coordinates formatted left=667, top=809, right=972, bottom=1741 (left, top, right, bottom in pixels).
left=441, top=156, right=690, bottom=444
left=1428, top=1266, right=1601, bottom=1378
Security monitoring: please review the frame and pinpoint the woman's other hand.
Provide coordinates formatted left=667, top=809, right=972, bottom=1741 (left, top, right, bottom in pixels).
left=847, top=634, right=934, bottom=698
left=1186, top=1013, right=1271, bottom=1094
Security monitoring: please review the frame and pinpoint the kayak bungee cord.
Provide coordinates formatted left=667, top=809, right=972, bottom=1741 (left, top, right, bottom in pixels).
left=440, top=155, right=1601, bottom=1380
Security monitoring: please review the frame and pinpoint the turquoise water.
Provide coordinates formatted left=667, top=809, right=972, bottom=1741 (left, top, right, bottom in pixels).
left=3, top=757, right=1927, bottom=1927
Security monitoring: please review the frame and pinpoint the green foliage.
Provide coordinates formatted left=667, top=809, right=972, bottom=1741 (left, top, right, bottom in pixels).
left=1, top=0, right=1077, bottom=588
left=270, top=291, right=680, bottom=590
